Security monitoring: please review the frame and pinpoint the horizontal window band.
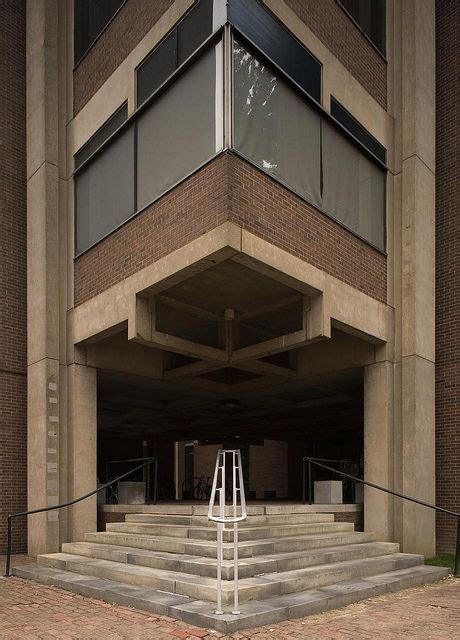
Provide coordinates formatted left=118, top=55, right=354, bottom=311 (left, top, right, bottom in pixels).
left=330, top=98, right=387, bottom=164
left=73, top=29, right=224, bottom=177
left=233, top=31, right=387, bottom=171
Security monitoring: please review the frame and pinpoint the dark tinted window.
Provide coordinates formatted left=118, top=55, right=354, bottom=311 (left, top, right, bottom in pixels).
left=178, top=0, right=213, bottom=64
left=228, top=0, right=321, bottom=103
left=137, top=31, right=178, bottom=106
left=338, top=0, right=386, bottom=54
left=331, top=98, right=386, bottom=164
left=136, top=0, right=214, bottom=106
left=74, top=102, right=128, bottom=170
left=74, top=0, right=125, bottom=65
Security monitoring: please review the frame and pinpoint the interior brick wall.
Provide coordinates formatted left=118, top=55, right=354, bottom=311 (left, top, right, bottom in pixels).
left=435, top=0, right=459, bottom=555
left=73, top=0, right=175, bottom=115
left=282, top=0, right=387, bottom=109
left=74, top=152, right=387, bottom=306
left=249, top=440, right=288, bottom=499
left=0, top=0, right=27, bottom=554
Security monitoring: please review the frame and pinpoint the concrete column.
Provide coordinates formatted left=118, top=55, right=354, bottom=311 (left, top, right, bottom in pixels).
left=363, top=361, right=394, bottom=541
left=390, top=0, right=436, bottom=556
left=26, top=0, right=61, bottom=556
left=67, top=364, right=97, bottom=542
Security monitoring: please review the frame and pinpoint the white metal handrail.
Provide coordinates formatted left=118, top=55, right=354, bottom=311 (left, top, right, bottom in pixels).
left=208, top=449, right=247, bottom=615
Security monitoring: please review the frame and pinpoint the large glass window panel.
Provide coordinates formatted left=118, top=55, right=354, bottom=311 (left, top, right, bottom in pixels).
left=322, top=121, right=385, bottom=249
left=76, top=124, right=135, bottom=254
left=233, top=42, right=321, bottom=208
left=137, top=46, right=219, bottom=211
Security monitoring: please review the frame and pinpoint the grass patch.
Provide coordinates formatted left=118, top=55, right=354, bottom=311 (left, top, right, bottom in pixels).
left=425, top=554, right=456, bottom=574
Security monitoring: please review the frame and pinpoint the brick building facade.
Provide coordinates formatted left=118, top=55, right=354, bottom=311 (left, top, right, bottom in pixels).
left=0, top=0, right=457, bottom=566
left=0, top=0, right=27, bottom=553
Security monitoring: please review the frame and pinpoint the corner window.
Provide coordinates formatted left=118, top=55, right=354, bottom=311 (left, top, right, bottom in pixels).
left=74, top=0, right=125, bottom=66
left=75, top=41, right=223, bottom=255
left=338, top=0, right=386, bottom=55
left=233, top=41, right=386, bottom=251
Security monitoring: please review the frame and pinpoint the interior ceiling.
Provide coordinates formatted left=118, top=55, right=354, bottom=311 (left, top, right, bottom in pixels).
left=97, top=366, right=363, bottom=442
left=163, top=260, right=297, bottom=316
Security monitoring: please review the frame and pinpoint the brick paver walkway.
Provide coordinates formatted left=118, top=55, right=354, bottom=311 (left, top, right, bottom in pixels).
left=0, top=557, right=458, bottom=638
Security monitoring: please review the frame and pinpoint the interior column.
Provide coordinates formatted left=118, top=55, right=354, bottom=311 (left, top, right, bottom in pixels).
left=363, top=360, right=394, bottom=541
left=67, top=363, right=97, bottom=542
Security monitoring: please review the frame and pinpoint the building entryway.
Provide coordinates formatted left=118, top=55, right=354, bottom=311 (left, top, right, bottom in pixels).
left=96, top=364, right=365, bottom=513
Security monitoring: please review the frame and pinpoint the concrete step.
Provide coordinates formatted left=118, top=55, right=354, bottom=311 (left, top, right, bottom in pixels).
left=14, top=562, right=449, bottom=633
left=124, top=512, right=335, bottom=527
left=105, top=521, right=354, bottom=541
left=36, top=551, right=424, bottom=605
left=85, top=530, right=376, bottom=559
left=62, top=540, right=400, bottom=579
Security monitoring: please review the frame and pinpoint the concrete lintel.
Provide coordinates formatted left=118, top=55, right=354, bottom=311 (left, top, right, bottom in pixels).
left=72, top=223, right=391, bottom=352
left=71, top=222, right=242, bottom=345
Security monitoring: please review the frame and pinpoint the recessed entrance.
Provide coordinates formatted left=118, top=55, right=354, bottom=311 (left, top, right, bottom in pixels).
left=96, top=360, right=364, bottom=508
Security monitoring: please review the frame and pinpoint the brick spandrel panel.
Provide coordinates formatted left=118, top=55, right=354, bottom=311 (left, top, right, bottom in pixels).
left=74, top=152, right=387, bottom=306
left=283, top=0, right=387, bottom=110
left=435, top=1, right=460, bottom=555
left=0, top=0, right=27, bottom=553
left=73, top=0, right=174, bottom=115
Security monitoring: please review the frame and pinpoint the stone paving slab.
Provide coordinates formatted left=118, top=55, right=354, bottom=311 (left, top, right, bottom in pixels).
left=1, top=555, right=458, bottom=638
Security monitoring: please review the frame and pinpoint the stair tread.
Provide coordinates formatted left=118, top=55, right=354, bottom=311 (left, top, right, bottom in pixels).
left=13, top=562, right=449, bottom=633
left=38, top=550, right=424, bottom=592
left=88, top=529, right=371, bottom=548
left=109, top=521, right=349, bottom=530
left=64, top=540, right=398, bottom=568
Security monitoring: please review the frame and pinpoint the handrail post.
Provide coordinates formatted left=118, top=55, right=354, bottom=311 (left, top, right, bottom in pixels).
left=308, top=458, right=313, bottom=504
left=455, top=517, right=460, bottom=577
left=5, top=516, right=12, bottom=577
left=146, top=461, right=151, bottom=504
left=302, top=458, right=306, bottom=504
left=153, top=457, right=158, bottom=505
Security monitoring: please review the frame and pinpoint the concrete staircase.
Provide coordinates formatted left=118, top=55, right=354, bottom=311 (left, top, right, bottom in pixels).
left=14, top=505, right=448, bottom=633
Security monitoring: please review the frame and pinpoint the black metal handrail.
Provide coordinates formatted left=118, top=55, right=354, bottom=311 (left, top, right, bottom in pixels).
left=4, top=456, right=158, bottom=578
left=303, top=456, right=460, bottom=577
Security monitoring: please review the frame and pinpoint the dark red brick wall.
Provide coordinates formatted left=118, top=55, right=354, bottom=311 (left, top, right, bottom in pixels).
left=0, top=0, right=27, bottom=553
left=282, top=0, right=387, bottom=109
left=73, top=0, right=175, bottom=115
left=435, top=0, right=459, bottom=555
left=74, top=152, right=387, bottom=306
